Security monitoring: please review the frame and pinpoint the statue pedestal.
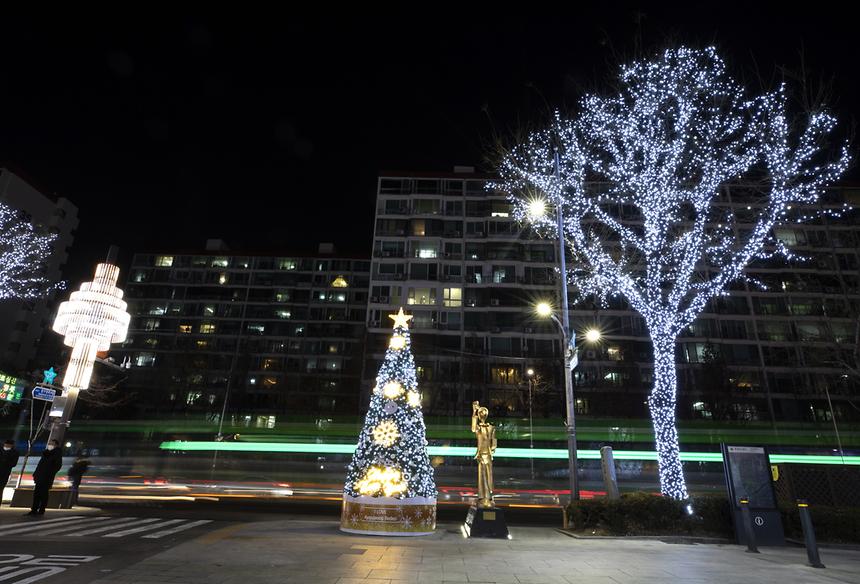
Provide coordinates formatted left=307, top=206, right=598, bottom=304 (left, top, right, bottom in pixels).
left=463, top=505, right=509, bottom=539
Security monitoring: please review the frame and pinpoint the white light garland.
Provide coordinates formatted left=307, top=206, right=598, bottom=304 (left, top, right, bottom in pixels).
left=0, top=202, right=60, bottom=301
left=496, top=46, right=849, bottom=500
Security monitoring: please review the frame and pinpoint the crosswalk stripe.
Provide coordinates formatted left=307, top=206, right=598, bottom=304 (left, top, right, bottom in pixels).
left=0, top=515, right=86, bottom=533
left=103, top=519, right=186, bottom=538
left=141, top=519, right=213, bottom=539
left=31, top=517, right=113, bottom=536
left=0, top=516, right=93, bottom=536
left=65, top=517, right=150, bottom=537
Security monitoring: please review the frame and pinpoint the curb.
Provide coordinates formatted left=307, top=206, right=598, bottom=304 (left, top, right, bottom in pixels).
left=556, top=528, right=733, bottom=544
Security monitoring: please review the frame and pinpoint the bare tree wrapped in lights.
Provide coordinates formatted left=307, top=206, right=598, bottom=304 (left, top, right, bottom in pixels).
left=0, top=202, right=59, bottom=301
left=497, top=47, right=849, bottom=499
left=340, top=308, right=436, bottom=535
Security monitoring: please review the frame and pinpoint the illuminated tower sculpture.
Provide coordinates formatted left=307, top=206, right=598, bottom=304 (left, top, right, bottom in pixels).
left=49, top=257, right=130, bottom=443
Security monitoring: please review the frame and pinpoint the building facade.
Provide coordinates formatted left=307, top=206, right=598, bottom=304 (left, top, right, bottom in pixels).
left=0, top=168, right=78, bottom=374
left=366, top=169, right=860, bottom=425
left=365, top=168, right=564, bottom=418
left=115, top=241, right=370, bottom=422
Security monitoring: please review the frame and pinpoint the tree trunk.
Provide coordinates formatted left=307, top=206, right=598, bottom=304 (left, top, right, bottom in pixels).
left=648, top=336, right=689, bottom=500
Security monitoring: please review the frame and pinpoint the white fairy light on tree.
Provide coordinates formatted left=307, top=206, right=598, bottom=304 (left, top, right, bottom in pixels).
left=497, top=47, right=849, bottom=499
left=0, top=201, right=59, bottom=301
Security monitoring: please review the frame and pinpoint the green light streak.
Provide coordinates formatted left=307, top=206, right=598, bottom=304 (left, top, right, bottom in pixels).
left=158, top=441, right=859, bottom=466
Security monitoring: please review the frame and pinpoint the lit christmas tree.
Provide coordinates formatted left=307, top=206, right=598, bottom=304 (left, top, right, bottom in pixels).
left=340, top=307, right=436, bottom=535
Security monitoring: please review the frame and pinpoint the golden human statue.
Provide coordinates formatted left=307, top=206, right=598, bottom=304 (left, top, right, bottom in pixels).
left=471, top=401, right=497, bottom=508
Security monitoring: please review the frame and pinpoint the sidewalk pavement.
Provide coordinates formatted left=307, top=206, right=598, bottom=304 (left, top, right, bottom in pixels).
left=91, top=518, right=860, bottom=584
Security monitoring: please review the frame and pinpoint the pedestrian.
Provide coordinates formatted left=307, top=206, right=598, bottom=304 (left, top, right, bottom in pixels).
left=67, top=456, right=90, bottom=507
left=27, top=439, right=62, bottom=516
left=0, top=440, right=20, bottom=501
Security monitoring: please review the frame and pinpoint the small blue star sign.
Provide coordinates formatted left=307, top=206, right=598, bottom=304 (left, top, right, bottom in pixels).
left=42, top=367, right=57, bottom=386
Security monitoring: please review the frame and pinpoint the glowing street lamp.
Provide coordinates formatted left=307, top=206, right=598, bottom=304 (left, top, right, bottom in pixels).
left=49, top=250, right=130, bottom=444
left=527, top=197, right=547, bottom=221
left=584, top=328, right=602, bottom=343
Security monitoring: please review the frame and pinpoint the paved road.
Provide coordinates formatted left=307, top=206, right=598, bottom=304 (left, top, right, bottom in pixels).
left=0, top=507, right=224, bottom=583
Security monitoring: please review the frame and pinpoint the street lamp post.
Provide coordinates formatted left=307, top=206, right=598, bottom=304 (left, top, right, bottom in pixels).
left=527, top=151, right=581, bottom=502
left=536, top=302, right=579, bottom=501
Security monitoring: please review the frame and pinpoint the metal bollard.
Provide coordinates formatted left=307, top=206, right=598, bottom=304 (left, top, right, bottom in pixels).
left=797, top=500, right=825, bottom=569
left=739, top=498, right=759, bottom=553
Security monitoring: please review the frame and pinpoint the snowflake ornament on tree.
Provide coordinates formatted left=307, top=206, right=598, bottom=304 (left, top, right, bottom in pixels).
left=497, top=46, right=849, bottom=500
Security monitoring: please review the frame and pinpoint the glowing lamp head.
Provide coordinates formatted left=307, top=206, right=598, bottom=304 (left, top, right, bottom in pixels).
left=585, top=328, right=602, bottom=343
left=535, top=302, right=553, bottom=318
left=526, top=368, right=535, bottom=377
left=527, top=197, right=547, bottom=220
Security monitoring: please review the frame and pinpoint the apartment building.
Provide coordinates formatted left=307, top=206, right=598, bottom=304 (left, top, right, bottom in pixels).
left=115, top=241, right=370, bottom=422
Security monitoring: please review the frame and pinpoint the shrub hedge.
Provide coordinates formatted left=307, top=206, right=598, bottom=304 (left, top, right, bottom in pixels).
left=566, top=493, right=860, bottom=543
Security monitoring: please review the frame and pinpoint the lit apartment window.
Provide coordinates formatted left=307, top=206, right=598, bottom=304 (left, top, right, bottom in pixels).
left=275, top=290, right=290, bottom=302
left=693, top=401, right=712, bottom=419
left=218, top=273, right=228, bottom=285
left=407, top=287, right=436, bottom=305
left=279, top=259, right=297, bottom=270
left=490, top=367, right=519, bottom=385
left=328, top=344, right=339, bottom=354
left=417, top=246, right=438, bottom=259
left=276, top=310, right=291, bottom=319
left=199, top=323, right=216, bottom=334
left=329, top=292, right=346, bottom=302
left=262, top=358, right=279, bottom=370
left=132, top=270, right=148, bottom=283
left=607, top=346, right=622, bottom=361
left=178, top=324, right=192, bottom=334
left=135, top=353, right=156, bottom=367
left=186, top=391, right=202, bottom=405
left=143, top=319, right=160, bottom=331
left=148, top=304, right=167, bottom=316
left=412, top=220, right=426, bottom=236
left=331, top=275, right=349, bottom=288
left=490, top=201, right=511, bottom=217
left=155, top=256, right=174, bottom=267
left=144, top=338, right=158, bottom=347
left=196, top=340, right=209, bottom=349
left=203, top=305, right=216, bottom=316
left=211, top=257, right=229, bottom=268
left=443, top=287, right=462, bottom=307
left=247, top=323, right=265, bottom=335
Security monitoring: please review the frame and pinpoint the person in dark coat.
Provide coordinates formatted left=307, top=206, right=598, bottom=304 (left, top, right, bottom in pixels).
left=0, top=440, right=20, bottom=500
left=27, top=440, right=62, bottom=516
left=67, top=456, right=90, bottom=507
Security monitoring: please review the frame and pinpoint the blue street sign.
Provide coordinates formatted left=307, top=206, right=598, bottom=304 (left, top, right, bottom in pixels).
left=32, top=386, right=57, bottom=402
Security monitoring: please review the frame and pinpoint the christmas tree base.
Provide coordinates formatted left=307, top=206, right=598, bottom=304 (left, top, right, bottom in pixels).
left=340, top=494, right=436, bottom=536
left=463, top=505, right=510, bottom=539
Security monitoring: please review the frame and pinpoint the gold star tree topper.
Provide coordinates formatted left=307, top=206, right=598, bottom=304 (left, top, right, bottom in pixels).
left=389, top=307, right=413, bottom=330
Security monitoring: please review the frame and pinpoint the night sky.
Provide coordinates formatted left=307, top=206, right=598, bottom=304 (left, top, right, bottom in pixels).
left=1, top=7, right=859, bottom=284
